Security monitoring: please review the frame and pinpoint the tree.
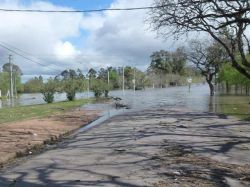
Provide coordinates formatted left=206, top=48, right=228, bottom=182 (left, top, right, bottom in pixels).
left=64, top=70, right=85, bottom=101
left=108, top=67, right=120, bottom=89
left=88, top=68, right=97, bottom=89
left=135, top=70, right=150, bottom=90
left=98, top=68, right=108, bottom=80
left=124, top=66, right=134, bottom=89
left=60, top=69, right=77, bottom=80
left=24, top=76, right=43, bottom=93
left=188, top=40, right=227, bottom=96
left=88, top=68, right=97, bottom=79
left=171, top=47, right=187, bottom=75
left=2, top=63, right=23, bottom=95
left=150, top=50, right=172, bottom=74
left=218, top=63, right=250, bottom=94
left=76, top=68, right=85, bottom=80
left=56, top=69, right=86, bottom=101
left=149, top=48, right=187, bottom=87
left=0, top=72, right=11, bottom=95
left=150, top=0, right=250, bottom=79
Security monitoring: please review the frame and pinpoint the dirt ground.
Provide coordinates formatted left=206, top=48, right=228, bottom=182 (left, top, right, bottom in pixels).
left=0, top=108, right=101, bottom=168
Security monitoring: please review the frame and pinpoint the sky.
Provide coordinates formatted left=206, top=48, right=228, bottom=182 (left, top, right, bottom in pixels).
left=0, top=0, right=188, bottom=82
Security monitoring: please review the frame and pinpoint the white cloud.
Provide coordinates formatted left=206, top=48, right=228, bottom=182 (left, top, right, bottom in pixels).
left=54, top=41, right=81, bottom=60
left=0, top=0, right=186, bottom=82
left=0, top=0, right=84, bottom=80
left=81, top=0, right=182, bottom=70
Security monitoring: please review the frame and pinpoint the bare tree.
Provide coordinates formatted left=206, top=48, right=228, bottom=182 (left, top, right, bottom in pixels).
left=150, top=0, right=250, bottom=79
left=188, top=40, right=227, bottom=96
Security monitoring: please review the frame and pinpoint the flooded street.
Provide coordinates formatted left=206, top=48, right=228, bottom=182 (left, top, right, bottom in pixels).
left=1, top=88, right=250, bottom=187
left=0, top=84, right=249, bottom=120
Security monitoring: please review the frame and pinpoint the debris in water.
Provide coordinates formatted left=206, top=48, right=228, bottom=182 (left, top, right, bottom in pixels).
left=177, top=125, right=187, bottom=128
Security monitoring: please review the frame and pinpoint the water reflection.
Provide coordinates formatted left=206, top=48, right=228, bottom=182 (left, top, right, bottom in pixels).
left=109, top=84, right=212, bottom=112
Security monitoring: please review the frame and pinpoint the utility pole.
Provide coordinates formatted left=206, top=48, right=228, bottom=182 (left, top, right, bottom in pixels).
left=87, top=67, right=90, bottom=98
left=107, top=68, right=110, bottom=85
left=14, top=75, right=17, bottom=99
left=133, top=68, right=136, bottom=92
left=9, top=55, right=14, bottom=99
left=122, top=66, right=125, bottom=94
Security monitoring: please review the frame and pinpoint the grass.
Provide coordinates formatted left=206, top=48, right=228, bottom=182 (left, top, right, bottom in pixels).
left=0, top=98, right=93, bottom=124
left=216, top=95, right=250, bottom=121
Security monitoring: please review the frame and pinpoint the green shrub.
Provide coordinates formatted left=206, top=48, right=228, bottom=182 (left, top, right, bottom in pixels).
left=92, top=79, right=110, bottom=98
left=63, top=79, right=77, bottom=101
left=42, top=92, right=54, bottom=103
left=41, top=79, right=56, bottom=103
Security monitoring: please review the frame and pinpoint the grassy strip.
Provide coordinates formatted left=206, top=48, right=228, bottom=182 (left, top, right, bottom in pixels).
left=0, top=98, right=93, bottom=124
left=216, top=95, right=250, bottom=121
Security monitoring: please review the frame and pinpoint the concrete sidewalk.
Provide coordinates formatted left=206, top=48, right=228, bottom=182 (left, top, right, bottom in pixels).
left=0, top=107, right=250, bottom=187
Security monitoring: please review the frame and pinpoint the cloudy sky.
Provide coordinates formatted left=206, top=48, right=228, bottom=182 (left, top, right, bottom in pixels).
left=0, top=0, right=187, bottom=82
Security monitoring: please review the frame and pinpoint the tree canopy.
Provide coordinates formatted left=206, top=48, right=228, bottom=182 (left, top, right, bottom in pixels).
left=150, top=0, right=250, bottom=78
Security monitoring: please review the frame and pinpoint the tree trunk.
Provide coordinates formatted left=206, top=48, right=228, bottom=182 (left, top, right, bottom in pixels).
left=207, top=80, right=215, bottom=96
left=226, top=81, right=230, bottom=94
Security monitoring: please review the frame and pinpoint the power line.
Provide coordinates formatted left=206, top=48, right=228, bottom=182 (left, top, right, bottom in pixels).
left=0, top=42, right=60, bottom=72
left=0, top=5, right=165, bottom=13
left=0, top=41, right=63, bottom=69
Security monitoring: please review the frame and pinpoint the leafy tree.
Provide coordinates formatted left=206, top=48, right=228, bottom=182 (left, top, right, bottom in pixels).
left=57, top=69, right=86, bottom=101
left=2, top=63, right=22, bottom=75
left=88, top=68, right=97, bottom=89
left=76, top=68, right=85, bottom=79
left=171, top=47, right=187, bottom=75
left=149, top=48, right=187, bottom=87
left=24, top=76, right=43, bottom=93
left=1, top=63, right=23, bottom=95
left=88, top=68, right=97, bottom=79
left=219, top=63, right=250, bottom=94
left=98, top=68, right=108, bottom=80
left=150, top=50, right=172, bottom=74
left=124, top=66, right=134, bottom=89
left=0, top=72, right=11, bottom=95
left=135, top=70, right=150, bottom=90
left=60, top=69, right=78, bottom=80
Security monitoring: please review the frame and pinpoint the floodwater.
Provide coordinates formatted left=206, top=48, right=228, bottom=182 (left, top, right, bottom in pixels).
left=0, top=84, right=249, bottom=119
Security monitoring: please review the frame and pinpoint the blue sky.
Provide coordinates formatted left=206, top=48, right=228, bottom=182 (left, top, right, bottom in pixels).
left=22, top=0, right=114, bottom=9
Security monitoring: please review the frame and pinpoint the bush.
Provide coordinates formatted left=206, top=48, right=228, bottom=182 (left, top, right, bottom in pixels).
left=42, top=92, right=54, bottom=103
left=63, top=79, right=78, bottom=101
left=63, top=78, right=86, bottom=101
left=92, top=81, right=103, bottom=98
left=92, top=79, right=110, bottom=98
left=41, top=79, right=56, bottom=103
